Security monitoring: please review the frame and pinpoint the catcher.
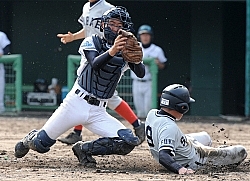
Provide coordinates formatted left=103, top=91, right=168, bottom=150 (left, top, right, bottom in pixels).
left=57, top=0, right=145, bottom=146
left=15, top=6, right=145, bottom=167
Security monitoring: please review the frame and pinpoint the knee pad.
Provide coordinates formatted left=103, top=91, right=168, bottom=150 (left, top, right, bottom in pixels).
left=30, top=130, right=56, bottom=153
left=118, top=129, right=140, bottom=146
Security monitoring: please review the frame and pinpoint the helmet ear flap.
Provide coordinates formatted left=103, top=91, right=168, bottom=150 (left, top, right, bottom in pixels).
left=175, top=102, right=189, bottom=114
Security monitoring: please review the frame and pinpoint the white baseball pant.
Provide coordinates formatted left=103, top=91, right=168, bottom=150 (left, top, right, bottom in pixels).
left=42, top=82, right=126, bottom=140
left=132, top=80, right=152, bottom=118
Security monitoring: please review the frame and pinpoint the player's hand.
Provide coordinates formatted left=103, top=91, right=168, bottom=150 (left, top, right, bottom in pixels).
left=155, top=58, right=165, bottom=69
left=178, top=167, right=195, bottom=175
left=57, top=31, right=74, bottom=44
left=109, top=35, right=127, bottom=56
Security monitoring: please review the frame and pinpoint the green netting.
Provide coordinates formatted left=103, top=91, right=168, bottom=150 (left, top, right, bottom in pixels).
left=0, top=54, right=22, bottom=112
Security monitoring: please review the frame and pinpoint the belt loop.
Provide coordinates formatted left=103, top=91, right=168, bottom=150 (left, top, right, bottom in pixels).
left=75, top=89, right=80, bottom=94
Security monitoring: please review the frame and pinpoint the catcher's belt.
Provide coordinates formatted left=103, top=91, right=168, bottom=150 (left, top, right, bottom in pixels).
left=75, top=89, right=107, bottom=108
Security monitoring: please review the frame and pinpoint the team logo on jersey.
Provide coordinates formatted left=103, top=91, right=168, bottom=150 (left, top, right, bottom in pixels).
left=79, top=16, right=101, bottom=30
left=82, top=41, right=93, bottom=47
left=161, top=98, right=169, bottom=106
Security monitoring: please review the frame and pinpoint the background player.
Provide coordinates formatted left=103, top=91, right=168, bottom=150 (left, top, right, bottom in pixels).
left=145, top=84, right=247, bottom=174
left=57, top=0, right=145, bottom=145
left=131, top=25, right=167, bottom=119
left=0, top=31, right=11, bottom=114
left=15, top=7, right=145, bottom=167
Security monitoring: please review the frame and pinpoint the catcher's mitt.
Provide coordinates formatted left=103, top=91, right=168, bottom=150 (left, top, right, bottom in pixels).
left=118, top=29, right=143, bottom=64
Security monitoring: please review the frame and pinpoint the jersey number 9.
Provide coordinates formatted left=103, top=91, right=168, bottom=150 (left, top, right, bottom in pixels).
left=146, top=125, right=154, bottom=147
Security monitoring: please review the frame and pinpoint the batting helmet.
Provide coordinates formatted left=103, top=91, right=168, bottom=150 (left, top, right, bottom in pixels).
left=101, top=6, right=133, bottom=44
left=137, top=25, right=154, bottom=40
left=160, top=84, right=195, bottom=114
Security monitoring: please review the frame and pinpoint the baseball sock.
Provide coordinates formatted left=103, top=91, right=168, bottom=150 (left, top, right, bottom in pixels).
left=73, top=125, right=83, bottom=136
left=114, top=100, right=140, bottom=128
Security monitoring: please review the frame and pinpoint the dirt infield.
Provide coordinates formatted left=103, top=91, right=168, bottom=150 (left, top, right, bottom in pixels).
left=1, top=113, right=250, bottom=181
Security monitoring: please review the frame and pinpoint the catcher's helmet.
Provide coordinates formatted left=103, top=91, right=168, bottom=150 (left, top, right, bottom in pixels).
left=101, top=6, right=133, bottom=44
left=160, top=84, right=195, bottom=114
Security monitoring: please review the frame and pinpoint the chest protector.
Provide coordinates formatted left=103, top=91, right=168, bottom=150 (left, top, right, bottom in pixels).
left=78, top=35, right=125, bottom=99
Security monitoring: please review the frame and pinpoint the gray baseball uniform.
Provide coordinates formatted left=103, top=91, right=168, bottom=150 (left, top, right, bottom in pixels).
left=146, top=109, right=212, bottom=170
left=145, top=109, right=247, bottom=172
left=146, top=109, right=200, bottom=167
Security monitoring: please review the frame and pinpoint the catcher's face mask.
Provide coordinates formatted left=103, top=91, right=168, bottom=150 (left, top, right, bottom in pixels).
left=106, top=19, right=123, bottom=32
left=103, top=18, right=123, bottom=45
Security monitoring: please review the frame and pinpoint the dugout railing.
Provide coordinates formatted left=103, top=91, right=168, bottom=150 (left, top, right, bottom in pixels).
left=0, top=54, right=22, bottom=112
left=67, top=54, right=158, bottom=114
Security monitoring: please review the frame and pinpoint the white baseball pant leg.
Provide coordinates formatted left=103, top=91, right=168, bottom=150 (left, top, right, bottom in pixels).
left=186, top=131, right=212, bottom=146
left=187, top=138, right=247, bottom=170
left=132, top=80, right=152, bottom=118
left=42, top=83, right=126, bottom=140
left=107, top=90, right=122, bottom=110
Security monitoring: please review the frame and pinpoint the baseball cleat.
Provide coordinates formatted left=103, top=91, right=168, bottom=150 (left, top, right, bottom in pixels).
left=134, top=122, right=145, bottom=145
left=58, top=131, right=82, bottom=145
left=72, top=141, right=96, bottom=167
left=14, top=141, right=30, bottom=158
left=14, top=129, right=38, bottom=158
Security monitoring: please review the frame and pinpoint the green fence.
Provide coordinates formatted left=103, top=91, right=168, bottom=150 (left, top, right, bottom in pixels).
left=0, top=54, right=22, bottom=112
left=142, top=58, right=158, bottom=108
left=67, top=55, right=158, bottom=112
